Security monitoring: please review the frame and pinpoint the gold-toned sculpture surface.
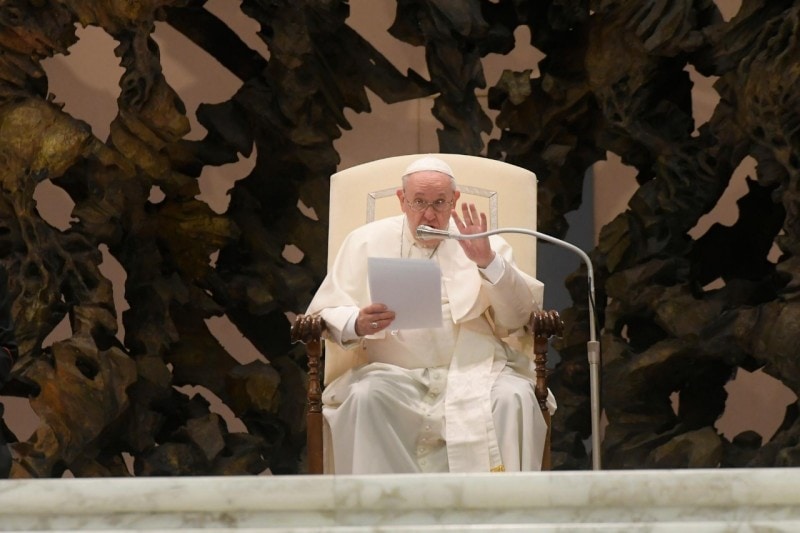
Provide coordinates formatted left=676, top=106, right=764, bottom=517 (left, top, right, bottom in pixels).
left=0, top=0, right=798, bottom=475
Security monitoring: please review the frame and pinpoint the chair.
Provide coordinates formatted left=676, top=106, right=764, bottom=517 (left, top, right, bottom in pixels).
left=291, top=154, right=563, bottom=474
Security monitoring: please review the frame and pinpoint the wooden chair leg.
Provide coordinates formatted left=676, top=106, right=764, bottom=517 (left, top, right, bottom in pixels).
left=531, top=310, right=563, bottom=471
left=291, top=315, right=325, bottom=475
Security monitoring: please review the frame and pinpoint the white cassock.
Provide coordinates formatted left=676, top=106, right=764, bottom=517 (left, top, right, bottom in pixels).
left=306, top=215, right=556, bottom=474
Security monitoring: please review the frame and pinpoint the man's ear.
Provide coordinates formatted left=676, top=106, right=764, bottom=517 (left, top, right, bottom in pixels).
left=454, top=190, right=461, bottom=202
left=396, top=188, right=404, bottom=206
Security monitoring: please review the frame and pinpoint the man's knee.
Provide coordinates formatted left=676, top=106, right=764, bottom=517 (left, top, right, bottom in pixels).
left=346, top=372, right=402, bottom=412
left=492, top=374, right=536, bottom=412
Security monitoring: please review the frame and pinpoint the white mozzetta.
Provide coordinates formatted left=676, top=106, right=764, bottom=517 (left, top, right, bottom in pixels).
left=1, top=468, right=800, bottom=531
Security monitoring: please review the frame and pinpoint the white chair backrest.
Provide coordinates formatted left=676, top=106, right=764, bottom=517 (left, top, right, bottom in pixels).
left=329, top=153, right=538, bottom=277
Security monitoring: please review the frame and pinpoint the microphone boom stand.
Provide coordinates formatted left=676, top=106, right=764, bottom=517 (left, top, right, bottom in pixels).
left=417, top=224, right=602, bottom=471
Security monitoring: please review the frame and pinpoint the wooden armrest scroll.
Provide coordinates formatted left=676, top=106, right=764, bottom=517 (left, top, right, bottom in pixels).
left=291, top=314, right=326, bottom=474
left=530, top=310, right=563, bottom=471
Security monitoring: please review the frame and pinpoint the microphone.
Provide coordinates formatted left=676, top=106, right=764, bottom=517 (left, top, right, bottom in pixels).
left=416, top=223, right=603, bottom=471
left=416, top=225, right=595, bottom=277
left=415, top=225, right=452, bottom=240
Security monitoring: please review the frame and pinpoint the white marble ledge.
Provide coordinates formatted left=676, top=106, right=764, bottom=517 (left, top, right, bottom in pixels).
left=1, top=468, right=800, bottom=531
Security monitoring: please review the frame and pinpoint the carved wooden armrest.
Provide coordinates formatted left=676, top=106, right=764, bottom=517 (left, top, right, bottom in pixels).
left=291, top=314, right=326, bottom=474
left=530, top=310, right=563, bottom=471
left=530, top=310, right=563, bottom=410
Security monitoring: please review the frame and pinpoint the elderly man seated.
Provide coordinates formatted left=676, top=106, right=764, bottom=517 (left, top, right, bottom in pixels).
left=306, top=156, right=555, bottom=474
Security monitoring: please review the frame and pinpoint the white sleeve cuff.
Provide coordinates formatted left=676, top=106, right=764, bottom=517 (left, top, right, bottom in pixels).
left=341, top=312, right=359, bottom=342
left=318, top=306, right=360, bottom=345
left=479, top=253, right=505, bottom=284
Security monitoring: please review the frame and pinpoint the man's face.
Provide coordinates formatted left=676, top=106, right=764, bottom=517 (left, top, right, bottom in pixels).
left=397, top=171, right=460, bottom=247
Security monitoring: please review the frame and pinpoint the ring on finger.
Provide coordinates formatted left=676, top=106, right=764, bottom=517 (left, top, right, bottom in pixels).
left=370, top=321, right=378, bottom=329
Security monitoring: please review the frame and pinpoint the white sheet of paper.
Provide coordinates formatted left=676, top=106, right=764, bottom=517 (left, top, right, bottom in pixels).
left=368, top=257, right=442, bottom=330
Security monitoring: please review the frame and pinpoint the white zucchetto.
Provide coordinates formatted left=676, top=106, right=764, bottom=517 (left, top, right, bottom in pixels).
left=402, top=156, right=455, bottom=178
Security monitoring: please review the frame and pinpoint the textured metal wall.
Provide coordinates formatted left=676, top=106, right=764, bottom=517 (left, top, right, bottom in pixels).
left=0, top=0, right=797, bottom=475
